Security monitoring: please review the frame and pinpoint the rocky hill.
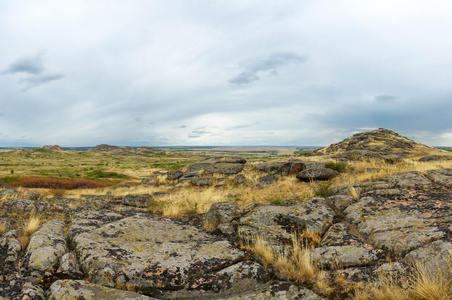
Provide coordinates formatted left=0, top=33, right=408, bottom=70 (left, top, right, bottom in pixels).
left=37, top=145, right=65, bottom=151
left=89, top=144, right=163, bottom=155
left=311, top=128, right=436, bottom=159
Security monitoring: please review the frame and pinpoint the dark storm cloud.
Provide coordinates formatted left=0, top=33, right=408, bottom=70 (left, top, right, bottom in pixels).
left=229, top=52, right=307, bottom=86
left=375, top=95, right=399, bottom=102
left=2, top=52, right=45, bottom=75
left=2, top=52, right=64, bottom=90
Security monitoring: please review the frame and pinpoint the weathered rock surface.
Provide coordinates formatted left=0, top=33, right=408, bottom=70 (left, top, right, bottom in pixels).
left=419, top=154, right=452, bottom=162
left=26, top=219, right=68, bottom=274
left=204, top=163, right=245, bottom=175
left=344, top=195, right=450, bottom=257
left=311, top=222, right=384, bottom=269
left=256, top=161, right=305, bottom=176
left=1, top=162, right=452, bottom=299
left=296, top=168, right=339, bottom=182
left=311, top=128, right=434, bottom=157
left=380, top=171, right=433, bottom=190
left=48, top=279, right=157, bottom=299
left=122, top=194, right=153, bottom=208
left=73, top=214, right=246, bottom=291
left=191, top=177, right=217, bottom=187
left=238, top=198, right=334, bottom=244
left=204, top=201, right=242, bottom=230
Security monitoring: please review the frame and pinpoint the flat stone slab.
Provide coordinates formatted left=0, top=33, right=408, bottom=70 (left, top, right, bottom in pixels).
left=27, top=219, right=68, bottom=274
left=238, top=198, right=334, bottom=244
left=73, top=214, right=246, bottom=291
left=215, top=281, right=327, bottom=300
left=380, top=171, right=433, bottom=190
left=344, top=195, right=452, bottom=257
left=311, top=222, right=384, bottom=269
left=48, top=279, right=156, bottom=299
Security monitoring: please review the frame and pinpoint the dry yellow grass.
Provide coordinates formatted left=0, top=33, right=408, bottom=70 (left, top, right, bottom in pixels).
left=0, top=223, right=7, bottom=235
left=23, top=215, right=41, bottom=236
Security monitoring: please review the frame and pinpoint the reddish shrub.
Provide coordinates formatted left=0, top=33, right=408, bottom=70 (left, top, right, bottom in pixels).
left=2, top=177, right=111, bottom=189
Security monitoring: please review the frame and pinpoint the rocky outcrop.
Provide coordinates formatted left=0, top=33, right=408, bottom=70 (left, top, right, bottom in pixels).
left=89, top=144, right=163, bottom=155
left=26, top=219, right=68, bottom=274
left=255, top=161, right=305, bottom=176
left=73, top=215, right=246, bottom=291
left=296, top=168, right=340, bottom=182
left=48, top=279, right=156, bottom=299
left=419, top=154, right=452, bottom=162
left=1, top=166, right=452, bottom=299
left=311, top=128, right=435, bottom=157
left=38, top=145, right=65, bottom=151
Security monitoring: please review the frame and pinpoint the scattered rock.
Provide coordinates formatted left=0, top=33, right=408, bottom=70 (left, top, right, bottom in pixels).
left=419, top=155, right=452, bottom=162
left=256, top=161, right=305, bottom=176
left=296, top=168, right=339, bottom=182
left=190, top=177, right=217, bottom=187
left=204, top=201, right=242, bottom=230
left=167, top=170, right=183, bottom=180
left=122, top=194, right=152, bottom=208
left=258, top=174, right=279, bottom=185
left=47, top=279, right=156, bottom=299
left=73, top=215, right=246, bottom=291
left=380, top=171, right=433, bottom=190
left=26, top=219, right=68, bottom=274
left=204, top=163, right=245, bottom=175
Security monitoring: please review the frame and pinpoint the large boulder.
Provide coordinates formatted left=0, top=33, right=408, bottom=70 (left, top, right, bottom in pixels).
left=256, top=161, right=305, bottom=176
left=296, top=168, right=339, bottom=182
left=48, top=280, right=156, bottom=299
left=73, top=214, right=246, bottom=291
left=311, top=222, right=385, bottom=269
left=204, top=201, right=243, bottom=230
left=419, top=155, right=452, bottom=162
left=204, top=163, right=245, bottom=175
left=380, top=171, right=433, bottom=190
left=344, top=195, right=450, bottom=257
left=238, top=198, right=334, bottom=245
left=26, top=219, right=68, bottom=274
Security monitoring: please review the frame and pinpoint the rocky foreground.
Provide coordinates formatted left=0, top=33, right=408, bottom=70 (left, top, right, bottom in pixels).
left=0, top=166, right=451, bottom=299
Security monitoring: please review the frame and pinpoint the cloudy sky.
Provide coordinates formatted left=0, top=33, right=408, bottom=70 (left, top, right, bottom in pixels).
left=1, top=0, right=452, bottom=147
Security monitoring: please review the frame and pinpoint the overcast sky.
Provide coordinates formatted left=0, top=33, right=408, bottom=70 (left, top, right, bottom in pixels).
left=1, top=0, right=452, bottom=147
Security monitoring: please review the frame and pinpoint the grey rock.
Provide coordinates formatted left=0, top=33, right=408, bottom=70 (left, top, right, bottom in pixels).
left=204, top=163, right=245, bottom=175
left=156, top=261, right=271, bottom=299
left=296, top=168, right=339, bottom=182
left=311, top=222, right=384, bottom=269
left=190, top=177, right=217, bottom=187
left=57, top=252, right=82, bottom=277
left=258, top=174, right=279, bottom=186
left=27, top=219, right=68, bottom=274
left=73, top=215, right=246, bottom=290
left=122, top=194, right=152, bottom=208
left=344, top=196, right=449, bottom=257
left=380, top=171, right=433, bottom=190
left=47, top=279, right=156, bottom=299
left=167, top=170, right=183, bottom=180
left=238, top=198, right=334, bottom=245
left=204, top=201, right=242, bottom=230
left=216, top=280, right=327, bottom=300
left=256, top=161, right=305, bottom=176
left=419, top=155, right=452, bottom=162
left=326, top=195, right=357, bottom=211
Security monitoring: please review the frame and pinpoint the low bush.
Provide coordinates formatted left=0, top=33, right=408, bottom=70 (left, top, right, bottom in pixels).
left=0, top=176, right=110, bottom=189
left=325, top=161, right=349, bottom=173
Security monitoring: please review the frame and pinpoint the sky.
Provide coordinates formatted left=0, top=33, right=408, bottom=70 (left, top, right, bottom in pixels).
left=1, top=0, right=452, bottom=147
